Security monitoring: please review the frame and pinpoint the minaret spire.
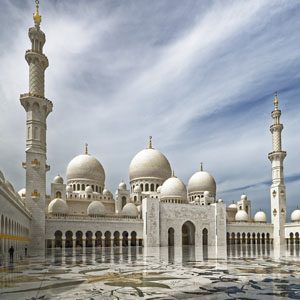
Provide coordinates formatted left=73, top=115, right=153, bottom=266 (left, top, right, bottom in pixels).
left=148, top=136, right=153, bottom=149
left=268, top=92, right=286, bottom=251
left=20, top=0, right=52, bottom=255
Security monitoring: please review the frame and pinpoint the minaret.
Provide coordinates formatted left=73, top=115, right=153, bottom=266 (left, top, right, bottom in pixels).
left=268, top=93, right=286, bottom=249
left=20, top=0, right=53, bottom=254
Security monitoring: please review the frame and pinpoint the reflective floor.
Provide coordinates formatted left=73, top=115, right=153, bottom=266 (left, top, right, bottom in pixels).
left=1, top=245, right=300, bottom=299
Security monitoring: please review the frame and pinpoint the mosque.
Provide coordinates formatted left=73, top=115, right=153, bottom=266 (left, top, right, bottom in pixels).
left=1, top=1, right=300, bottom=263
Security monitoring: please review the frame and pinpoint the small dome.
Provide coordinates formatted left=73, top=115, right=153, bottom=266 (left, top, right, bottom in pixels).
left=157, top=186, right=162, bottom=193
left=87, top=201, right=106, bottom=216
left=53, top=175, right=63, bottom=184
left=85, top=185, right=93, bottom=193
left=203, top=191, right=210, bottom=197
left=129, top=147, right=172, bottom=182
left=66, top=185, right=73, bottom=193
left=235, top=210, right=248, bottom=222
left=228, top=203, right=237, bottom=209
left=254, top=211, right=267, bottom=223
left=66, top=154, right=105, bottom=184
left=187, top=170, right=216, bottom=195
left=194, top=196, right=200, bottom=202
left=133, top=185, right=142, bottom=193
left=241, top=194, right=247, bottom=200
left=291, top=209, right=300, bottom=222
left=218, top=199, right=223, bottom=203
left=18, top=188, right=26, bottom=198
left=48, top=198, right=68, bottom=215
left=0, top=170, right=4, bottom=182
left=119, top=181, right=127, bottom=190
left=160, top=176, right=187, bottom=201
left=103, top=189, right=112, bottom=196
left=122, top=203, right=138, bottom=217
left=5, top=180, right=15, bottom=192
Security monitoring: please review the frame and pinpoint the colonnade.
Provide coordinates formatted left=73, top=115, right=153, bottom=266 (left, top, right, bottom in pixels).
left=47, top=230, right=143, bottom=249
left=227, top=232, right=272, bottom=245
left=0, top=214, right=30, bottom=264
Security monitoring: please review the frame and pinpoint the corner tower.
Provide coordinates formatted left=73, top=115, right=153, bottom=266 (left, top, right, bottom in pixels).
left=20, top=1, right=53, bottom=254
left=268, top=93, right=286, bottom=248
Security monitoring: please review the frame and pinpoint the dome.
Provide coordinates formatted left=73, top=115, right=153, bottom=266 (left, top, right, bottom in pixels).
left=194, top=196, right=200, bottom=202
left=129, top=147, right=171, bottom=182
left=241, top=194, right=247, bottom=200
left=254, top=211, right=267, bottom=223
left=66, top=185, right=73, bottom=193
left=85, top=185, right=93, bottom=193
left=18, top=188, right=26, bottom=198
left=66, top=154, right=105, bottom=184
left=119, top=181, right=127, bottom=190
left=228, top=203, right=237, bottom=209
left=160, top=176, right=187, bottom=201
left=133, top=185, right=142, bottom=193
left=122, top=203, right=139, bottom=217
left=235, top=210, right=248, bottom=222
left=48, top=198, right=68, bottom=215
left=87, top=201, right=106, bottom=216
left=291, top=209, right=300, bottom=222
left=53, top=175, right=63, bottom=184
left=187, top=170, right=216, bottom=195
left=218, top=199, right=223, bottom=203
left=157, top=186, right=162, bottom=193
left=0, top=170, right=4, bottom=182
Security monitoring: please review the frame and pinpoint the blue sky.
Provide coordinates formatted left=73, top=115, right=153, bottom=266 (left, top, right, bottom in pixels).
left=0, top=0, right=300, bottom=219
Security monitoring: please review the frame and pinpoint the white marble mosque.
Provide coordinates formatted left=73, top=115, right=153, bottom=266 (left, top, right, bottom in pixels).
left=1, top=1, right=300, bottom=268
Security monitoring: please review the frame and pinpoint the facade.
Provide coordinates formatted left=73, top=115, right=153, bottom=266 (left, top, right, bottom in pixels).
left=1, top=2, right=300, bottom=264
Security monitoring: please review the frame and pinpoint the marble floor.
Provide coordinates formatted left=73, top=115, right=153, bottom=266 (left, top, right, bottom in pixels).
left=1, top=245, right=300, bottom=299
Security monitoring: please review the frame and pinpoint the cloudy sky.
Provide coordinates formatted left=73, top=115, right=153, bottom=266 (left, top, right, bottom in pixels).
left=0, top=0, right=300, bottom=219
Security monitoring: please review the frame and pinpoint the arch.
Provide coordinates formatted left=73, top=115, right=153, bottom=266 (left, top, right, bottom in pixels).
left=86, top=231, right=93, bottom=247
left=227, top=232, right=230, bottom=244
left=55, top=191, right=62, bottom=198
left=104, top=231, right=111, bottom=247
left=145, top=183, right=149, bottom=192
left=231, top=232, right=236, bottom=245
left=266, top=233, right=270, bottom=244
left=131, top=231, right=137, bottom=246
left=257, top=232, right=261, bottom=244
left=247, top=232, right=251, bottom=244
left=113, top=231, right=120, bottom=246
left=236, top=232, right=241, bottom=244
left=182, top=221, right=195, bottom=246
left=150, top=184, right=154, bottom=192
left=33, top=127, right=38, bottom=140
left=261, top=233, right=265, bottom=244
left=95, top=231, right=102, bottom=247
left=202, top=228, right=208, bottom=246
left=76, top=231, right=83, bottom=247
left=122, top=196, right=126, bottom=208
left=134, top=196, right=137, bottom=203
left=54, top=230, right=62, bottom=248
left=168, top=228, right=175, bottom=246
left=242, top=232, right=246, bottom=244
left=141, top=184, right=144, bottom=192
left=65, top=231, right=73, bottom=248
left=82, top=184, right=85, bottom=191
left=252, top=232, right=256, bottom=244
left=296, top=232, right=300, bottom=245
left=122, top=231, right=129, bottom=246
left=77, top=184, right=80, bottom=191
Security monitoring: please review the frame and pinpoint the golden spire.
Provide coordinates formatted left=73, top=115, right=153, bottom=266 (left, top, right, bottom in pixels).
left=148, top=136, right=153, bottom=149
left=33, top=0, right=42, bottom=27
left=84, top=143, right=88, bottom=155
left=200, top=162, right=203, bottom=171
left=172, top=170, right=176, bottom=177
left=273, top=91, right=279, bottom=110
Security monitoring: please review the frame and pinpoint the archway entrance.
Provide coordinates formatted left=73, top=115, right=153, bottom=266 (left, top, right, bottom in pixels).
left=168, top=228, right=174, bottom=246
left=182, top=221, right=195, bottom=245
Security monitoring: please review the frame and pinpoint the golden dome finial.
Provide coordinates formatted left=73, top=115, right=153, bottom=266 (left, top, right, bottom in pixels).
left=33, top=0, right=42, bottom=27
left=148, top=136, right=153, bottom=149
left=273, top=91, right=279, bottom=110
left=200, top=162, right=203, bottom=171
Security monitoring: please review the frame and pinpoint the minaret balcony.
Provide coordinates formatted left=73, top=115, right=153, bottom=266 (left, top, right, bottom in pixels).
left=268, top=151, right=286, bottom=161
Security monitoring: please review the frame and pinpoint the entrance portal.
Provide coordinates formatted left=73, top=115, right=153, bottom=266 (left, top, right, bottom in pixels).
left=182, top=221, right=195, bottom=245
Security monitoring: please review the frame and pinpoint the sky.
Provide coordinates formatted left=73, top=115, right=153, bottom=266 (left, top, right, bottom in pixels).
left=0, top=0, right=300, bottom=220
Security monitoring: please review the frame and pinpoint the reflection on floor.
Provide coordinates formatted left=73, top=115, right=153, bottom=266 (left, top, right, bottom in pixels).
left=0, top=245, right=300, bottom=299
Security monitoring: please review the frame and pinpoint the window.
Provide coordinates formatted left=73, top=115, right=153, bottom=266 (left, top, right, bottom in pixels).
left=145, top=183, right=149, bottom=191
left=55, top=191, right=61, bottom=198
left=150, top=184, right=154, bottom=192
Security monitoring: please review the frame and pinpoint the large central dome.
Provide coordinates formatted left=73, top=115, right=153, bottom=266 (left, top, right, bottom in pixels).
left=129, top=139, right=171, bottom=182
left=66, top=153, right=105, bottom=184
